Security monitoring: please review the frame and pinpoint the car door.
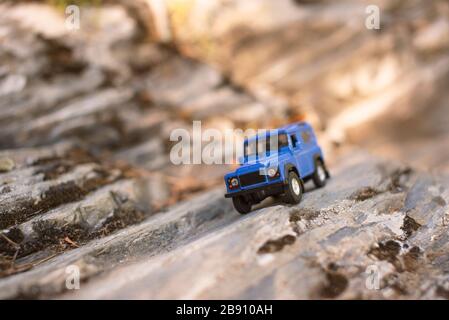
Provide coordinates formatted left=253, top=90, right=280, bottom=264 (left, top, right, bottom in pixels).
left=289, top=130, right=310, bottom=177
left=299, top=128, right=315, bottom=176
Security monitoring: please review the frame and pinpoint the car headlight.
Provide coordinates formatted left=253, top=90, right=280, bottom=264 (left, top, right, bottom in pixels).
left=267, top=168, right=278, bottom=178
left=230, top=177, right=239, bottom=187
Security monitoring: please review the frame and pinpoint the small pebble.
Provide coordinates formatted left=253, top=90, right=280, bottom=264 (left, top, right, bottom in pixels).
left=0, top=157, right=15, bottom=173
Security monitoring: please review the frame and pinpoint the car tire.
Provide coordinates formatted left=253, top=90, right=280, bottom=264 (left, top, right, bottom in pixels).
left=312, top=159, right=327, bottom=188
left=284, top=171, right=303, bottom=204
left=232, top=196, right=252, bottom=214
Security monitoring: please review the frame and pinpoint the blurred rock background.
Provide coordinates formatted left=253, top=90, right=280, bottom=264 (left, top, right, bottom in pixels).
left=0, top=0, right=448, bottom=298
left=154, top=0, right=449, bottom=173
left=1, top=0, right=448, bottom=189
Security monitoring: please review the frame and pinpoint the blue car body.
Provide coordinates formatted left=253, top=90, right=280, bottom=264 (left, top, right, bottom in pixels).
left=224, top=122, right=328, bottom=212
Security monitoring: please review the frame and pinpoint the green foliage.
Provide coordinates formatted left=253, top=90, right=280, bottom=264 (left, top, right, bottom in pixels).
left=46, top=0, right=103, bottom=10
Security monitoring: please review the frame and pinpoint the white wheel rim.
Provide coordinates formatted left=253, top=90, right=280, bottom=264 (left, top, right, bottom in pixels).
left=292, top=178, right=301, bottom=195
left=317, top=165, right=326, bottom=182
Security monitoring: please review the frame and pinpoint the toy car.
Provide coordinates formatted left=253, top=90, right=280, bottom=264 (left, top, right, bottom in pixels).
left=224, top=122, right=329, bottom=214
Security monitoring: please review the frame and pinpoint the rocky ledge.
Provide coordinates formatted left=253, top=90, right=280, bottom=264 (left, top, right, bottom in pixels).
left=1, top=150, right=448, bottom=299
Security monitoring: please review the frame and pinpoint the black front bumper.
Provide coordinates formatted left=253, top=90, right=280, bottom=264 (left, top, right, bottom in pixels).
left=225, top=182, right=285, bottom=198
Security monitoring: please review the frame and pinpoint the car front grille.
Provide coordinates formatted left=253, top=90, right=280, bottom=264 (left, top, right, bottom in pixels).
left=239, top=171, right=266, bottom=187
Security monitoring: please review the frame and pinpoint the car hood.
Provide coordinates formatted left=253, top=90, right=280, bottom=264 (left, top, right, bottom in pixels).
left=236, top=153, right=287, bottom=174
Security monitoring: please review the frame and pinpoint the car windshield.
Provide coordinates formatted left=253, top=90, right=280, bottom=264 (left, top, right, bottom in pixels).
left=244, top=133, right=288, bottom=157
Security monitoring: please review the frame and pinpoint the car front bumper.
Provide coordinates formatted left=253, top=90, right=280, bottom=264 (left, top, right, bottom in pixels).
left=225, top=181, right=285, bottom=198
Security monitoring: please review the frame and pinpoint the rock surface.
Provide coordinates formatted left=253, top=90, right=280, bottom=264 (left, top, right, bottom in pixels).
left=1, top=150, right=448, bottom=299
left=0, top=1, right=448, bottom=299
left=61, top=152, right=449, bottom=299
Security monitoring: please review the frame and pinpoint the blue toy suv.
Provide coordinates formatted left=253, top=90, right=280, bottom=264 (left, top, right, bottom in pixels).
left=224, top=122, right=329, bottom=214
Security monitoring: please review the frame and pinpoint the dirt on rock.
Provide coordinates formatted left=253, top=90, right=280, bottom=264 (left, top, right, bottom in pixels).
left=0, top=0, right=448, bottom=300
left=258, top=235, right=297, bottom=254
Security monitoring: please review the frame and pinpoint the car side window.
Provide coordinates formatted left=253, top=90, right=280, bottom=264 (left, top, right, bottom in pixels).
left=290, top=134, right=299, bottom=148
left=301, top=130, right=312, bottom=144
left=278, top=133, right=289, bottom=149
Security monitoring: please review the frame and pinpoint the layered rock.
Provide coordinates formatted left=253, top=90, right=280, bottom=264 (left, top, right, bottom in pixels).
left=0, top=0, right=448, bottom=299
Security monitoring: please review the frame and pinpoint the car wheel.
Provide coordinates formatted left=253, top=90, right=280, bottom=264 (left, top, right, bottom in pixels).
left=313, top=159, right=327, bottom=188
left=232, top=196, right=252, bottom=214
left=284, top=171, right=303, bottom=204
